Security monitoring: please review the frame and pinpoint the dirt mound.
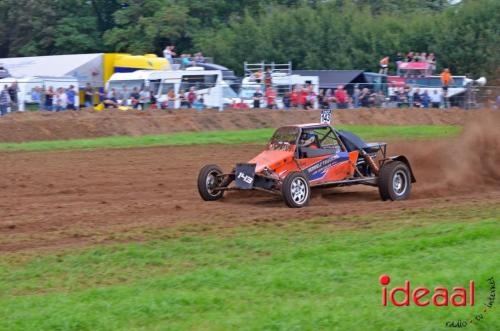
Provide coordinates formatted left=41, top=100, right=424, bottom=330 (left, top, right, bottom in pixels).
left=0, top=107, right=481, bottom=143
left=389, top=112, right=500, bottom=197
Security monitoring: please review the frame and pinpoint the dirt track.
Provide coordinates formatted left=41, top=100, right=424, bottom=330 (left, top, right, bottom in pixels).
left=1, top=111, right=499, bottom=252
left=2, top=141, right=499, bottom=252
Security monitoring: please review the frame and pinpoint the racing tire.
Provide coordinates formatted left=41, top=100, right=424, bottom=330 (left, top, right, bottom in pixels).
left=281, top=171, right=310, bottom=208
left=378, top=161, right=412, bottom=201
left=198, top=164, right=225, bottom=201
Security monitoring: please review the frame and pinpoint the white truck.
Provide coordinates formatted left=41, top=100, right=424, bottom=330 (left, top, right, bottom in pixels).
left=106, top=67, right=236, bottom=109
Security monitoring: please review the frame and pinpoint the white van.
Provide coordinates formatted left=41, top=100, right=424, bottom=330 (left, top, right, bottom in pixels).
left=106, top=68, right=230, bottom=109
left=238, top=73, right=320, bottom=108
left=0, top=76, right=79, bottom=111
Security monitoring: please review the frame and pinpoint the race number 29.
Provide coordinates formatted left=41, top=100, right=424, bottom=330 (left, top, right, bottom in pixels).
left=320, top=109, right=332, bottom=124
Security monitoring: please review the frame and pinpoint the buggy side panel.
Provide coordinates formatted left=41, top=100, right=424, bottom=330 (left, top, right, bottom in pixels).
left=298, top=151, right=358, bottom=183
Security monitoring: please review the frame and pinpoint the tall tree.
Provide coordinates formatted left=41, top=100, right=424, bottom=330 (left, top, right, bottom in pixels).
left=103, top=0, right=197, bottom=54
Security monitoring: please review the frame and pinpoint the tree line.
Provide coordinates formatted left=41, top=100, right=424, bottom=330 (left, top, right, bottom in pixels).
left=0, top=0, right=498, bottom=79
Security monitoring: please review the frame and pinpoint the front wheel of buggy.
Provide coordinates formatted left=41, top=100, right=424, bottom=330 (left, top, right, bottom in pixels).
left=378, top=161, right=412, bottom=201
left=282, top=172, right=310, bottom=208
left=198, top=164, right=224, bottom=201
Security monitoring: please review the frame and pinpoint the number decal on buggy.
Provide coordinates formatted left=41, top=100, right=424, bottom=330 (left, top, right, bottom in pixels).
left=237, top=172, right=254, bottom=184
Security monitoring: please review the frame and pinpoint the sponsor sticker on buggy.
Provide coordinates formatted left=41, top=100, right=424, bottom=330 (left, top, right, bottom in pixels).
left=235, top=163, right=256, bottom=189
left=304, top=152, right=349, bottom=180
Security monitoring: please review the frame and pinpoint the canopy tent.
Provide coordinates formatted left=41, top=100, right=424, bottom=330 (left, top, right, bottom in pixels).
left=0, top=53, right=104, bottom=87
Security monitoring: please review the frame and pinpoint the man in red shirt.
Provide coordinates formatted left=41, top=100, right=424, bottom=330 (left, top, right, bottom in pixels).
left=290, top=88, right=299, bottom=108
left=187, top=87, right=197, bottom=108
left=265, top=87, right=277, bottom=109
left=334, top=85, right=348, bottom=109
left=300, top=88, right=308, bottom=109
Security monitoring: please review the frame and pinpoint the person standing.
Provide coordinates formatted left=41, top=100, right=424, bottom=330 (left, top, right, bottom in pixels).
left=8, top=81, right=19, bottom=112
left=179, top=90, right=190, bottom=108
left=130, top=87, right=141, bottom=109
left=412, top=88, right=422, bottom=108
left=334, top=85, right=348, bottom=109
left=441, top=69, right=452, bottom=85
left=55, top=87, right=68, bottom=111
left=120, top=85, right=130, bottom=106
left=103, top=88, right=118, bottom=108
left=353, top=85, right=361, bottom=108
left=395, top=52, right=404, bottom=76
left=66, top=85, right=76, bottom=110
left=440, top=68, right=453, bottom=109
left=427, top=53, right=436, bottom=74
left=193, top=95, right=204, bottom=111
left=359, top=88, right=372, bottom=108
left=440, top=68, right=453, bottom=90
left=31, top=86, right=42, bottom=111
left=0, top=85, right=10, bottom=116
left=282, top=92, right=291, bottom=110
left=265, top=86, right=277, bottom=109
left=299, top=87, right=308, bottom=109
left=139, top=88, right=150, bottom=110
left=181, top=54, right=191, bottom=68
left=167, top=89, right=176, bottom=109
left=264, top=68, right=272, bottom=87
left=194, top=52, right=205, bottom=64
left=253, top=87, right=263, bottom=109
left=44, top=86, right=55, bottom=111
left=254, top=70, right=262, bottom=84
left=187, top=87, right=197, bottom=108
left=304, top=87, right=316, bottom=110
left=421, top=90, right=431, bottom=108
left=163, top=45, right=176, bottom=65
left=379, top=56, right=389, bottom=75
left=290, top=87, right=299, bottom=108
left=430, top=90, right=442, bottom=108
left=84, top=83, right=94, bottom=108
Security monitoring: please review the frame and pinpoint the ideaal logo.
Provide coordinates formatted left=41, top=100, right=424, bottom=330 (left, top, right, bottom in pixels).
left=379, top=274, right=474, bottom=307
left=379, top=275, right=496, bottom=328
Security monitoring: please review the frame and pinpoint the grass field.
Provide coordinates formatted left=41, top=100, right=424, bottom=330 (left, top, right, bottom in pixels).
left=0, top=125, right=461, bottom=152
left=1, top=203, right=498, bottom=331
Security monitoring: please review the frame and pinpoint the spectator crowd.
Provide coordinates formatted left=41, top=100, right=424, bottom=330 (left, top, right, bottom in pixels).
left=1, top=82, right=79, bottom=116
left=380, top=52, right=437, bottom=75
left=163, top=45, right=208, bottom=69
left=249, top=84, right=448, bottom=110
left=100, top=84, right=206, bottom=111
left=0, top=81, right=454, bottom=117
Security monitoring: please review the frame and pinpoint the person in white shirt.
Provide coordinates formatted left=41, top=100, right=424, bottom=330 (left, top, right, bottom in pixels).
left=163, top=45, right=176, bottom=65
left=139, top=89, right=150, bottom=110
left=56, top=88, right=68, bottom=111
left=430, top=90, right=442, bottom=108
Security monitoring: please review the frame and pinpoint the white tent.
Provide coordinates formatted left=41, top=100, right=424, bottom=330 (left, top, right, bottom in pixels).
left=0, top=53, right=104, bottom=87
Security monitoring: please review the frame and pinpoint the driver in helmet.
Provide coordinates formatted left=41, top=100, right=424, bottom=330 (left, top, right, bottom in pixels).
left=299, top=132, right=319, bottom=149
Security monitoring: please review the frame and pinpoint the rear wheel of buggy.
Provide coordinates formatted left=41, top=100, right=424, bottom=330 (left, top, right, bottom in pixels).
left=378, top=161, right=412, bottom=201
left=198, top=164, right=224, bottom=201
left=282, top=172, right=310, bottom=208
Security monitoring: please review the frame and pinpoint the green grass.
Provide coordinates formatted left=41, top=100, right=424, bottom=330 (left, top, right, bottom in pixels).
left=0, top=125, right=461, bottom=152
left=0, top=204, right=498, bottom=331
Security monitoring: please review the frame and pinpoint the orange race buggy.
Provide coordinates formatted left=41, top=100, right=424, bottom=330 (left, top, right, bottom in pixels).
left=197, top=123, right=416, bottom=208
